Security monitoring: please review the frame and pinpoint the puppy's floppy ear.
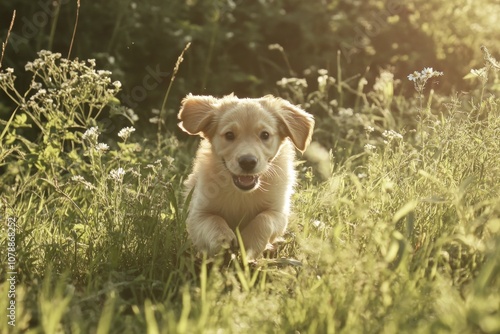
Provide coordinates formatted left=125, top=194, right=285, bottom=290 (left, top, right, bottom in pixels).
left=263, top=96, right=315, bottom=153
left=178, top=94, right=218, bottom=138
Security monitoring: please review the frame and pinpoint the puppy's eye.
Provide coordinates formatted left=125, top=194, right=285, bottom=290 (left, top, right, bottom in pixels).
left=225, top=131, right=235, bottom=141
left=260, top=131, right=270, bottom=140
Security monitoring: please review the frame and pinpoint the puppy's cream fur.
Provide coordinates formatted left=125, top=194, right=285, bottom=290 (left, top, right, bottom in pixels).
left=178, top=94, right=314, bottom=259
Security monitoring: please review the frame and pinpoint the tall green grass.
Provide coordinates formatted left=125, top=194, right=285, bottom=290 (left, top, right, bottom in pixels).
left=1, top=48, right=500, bottom=333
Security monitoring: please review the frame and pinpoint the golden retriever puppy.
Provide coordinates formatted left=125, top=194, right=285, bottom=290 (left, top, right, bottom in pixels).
left=178, top=94, right=314, bottom=259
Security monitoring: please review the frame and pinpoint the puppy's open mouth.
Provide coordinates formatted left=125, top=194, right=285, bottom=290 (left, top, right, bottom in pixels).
left=232, top=174, right=260, bottom=191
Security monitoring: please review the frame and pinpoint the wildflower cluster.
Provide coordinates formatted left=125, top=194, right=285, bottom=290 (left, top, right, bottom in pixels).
left=364, top=143, right=377, bottom=153
left=382, top=130, right=403, bottom=144
left=268, top=44, right=284, bottom=52
left=71, top=175, right=95, bottom=190
left=109, top=167, right=126, bottom=183
left=95, top=143, right=110, bottom=153
left=465, top=46, right=500, bottom=99
left=481, top=45, right=500, bottom=71
left=338, top=107, right=354, bottom=117
left=0, top=67, right=17, bottom=102
left=82, top=127, right=100, bottom=143
left=118, top=127, right=136, bottom=141
left=317, top=69, right=335, bottom=93
left=364, top=125, right=375, bottom=134
left=145, top=159, right=163, bottom=170
left=373, top=71, right=395, bottom=92
left=407, top=67, right=443, bottom=95
left=370, top=70, right=396, bottom=109
left=0, top=67, right=14, bottom=82
left=68, top=124, right=161, bottom=194
left=470, top=67, right=488, bottom=82
left=2, top=50, right=124, bottom=136
left=277, top=77, right=308, bottom=89
left=81, top=127, right=111, bottom=157
left=407, top=67, right=443, bottom=83
left=24, top=51, right=121, bottom=112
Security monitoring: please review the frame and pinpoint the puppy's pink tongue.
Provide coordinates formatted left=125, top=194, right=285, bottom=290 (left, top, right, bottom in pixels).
left=238, top=175, right=255, bottom=186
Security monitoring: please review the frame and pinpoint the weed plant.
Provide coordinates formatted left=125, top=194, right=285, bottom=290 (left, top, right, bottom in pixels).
left=1, top=47, right=500, bottom=334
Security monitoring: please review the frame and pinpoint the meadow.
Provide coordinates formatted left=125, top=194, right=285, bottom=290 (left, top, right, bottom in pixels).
left=1, top=1, right=500, bottom=333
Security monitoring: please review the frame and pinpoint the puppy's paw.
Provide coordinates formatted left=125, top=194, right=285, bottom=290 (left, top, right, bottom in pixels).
left=209, top=228, right=237, bottom=255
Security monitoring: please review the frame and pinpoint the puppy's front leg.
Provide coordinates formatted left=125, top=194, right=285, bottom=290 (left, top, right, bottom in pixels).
left=240, top=210, right=288, bottom=260
left=186, top=213, right=236, bottom=255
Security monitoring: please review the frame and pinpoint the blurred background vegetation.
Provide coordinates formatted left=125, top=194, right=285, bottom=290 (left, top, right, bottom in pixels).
left=1, top=0, right=499, bottom=137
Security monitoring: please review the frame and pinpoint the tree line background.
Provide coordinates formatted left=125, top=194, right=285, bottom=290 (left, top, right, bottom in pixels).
left=1, top=0, right=499, bottom=136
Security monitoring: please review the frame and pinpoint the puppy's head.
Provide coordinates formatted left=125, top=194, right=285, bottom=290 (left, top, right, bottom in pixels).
left=178, top=94, right=314, bottom=191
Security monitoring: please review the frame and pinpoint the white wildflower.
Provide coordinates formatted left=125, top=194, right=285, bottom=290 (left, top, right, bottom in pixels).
left=294, top=78, right=308, bottom=88
left=407, top=71, right=420, bottom=82
left=364, top=144, right=376, bottom=152
left=364, top=125, right=375, bottom=133
left=382, top=130, right=403, bottom=141
left=71, top=175, right=95, bottom=190
left=118, top=126, right=136, bottom=141
left=30, top=81, right=42, bottom=90
left=149, top=116, right=160, bottom=124
left=277, top=78, right=290, bottom=87
left=318, top=75, right=328, bottom=92
left=338, top=108, right=354, bottom=117
left=470, top=68, right=487, bottom=79
left=422, top=67, right=433, bottom=76
left=146, top=159, right=164, bottom=172
left=95, top=143, right=109, bottom=152
left=97, top=70, right=112, bottom=76
left=112, top=80, right=122, bottom=89
left=268, top=44, right=284, bottom=52
left=277, top=77, right=307, bottom=89
left=318, top=69, right=328, bottom=76
left=82, top=127, right=99, bottom=142
left=109, top=167, right=126, bottom=182
left=312, top=220, right=325, bottom=230
left=125, top=108, right=139, bottom=122
left=29, top=89, right=47, bottom=101
left=71, top=175, right=85, bottom=182
left=60, top=57, right=69, bottom=65
left=407, top=68, right=443, bottom=83
left=37, top=50, right=51, bottom=57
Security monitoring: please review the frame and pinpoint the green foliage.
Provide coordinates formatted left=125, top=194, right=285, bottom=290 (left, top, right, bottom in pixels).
left=2, top=0, right=499, bottom=133
left=1, top=2, right=500, bottom=333
left=1, top=47, right=500, bottom=333
left=0, top=51, right=194, bottom=333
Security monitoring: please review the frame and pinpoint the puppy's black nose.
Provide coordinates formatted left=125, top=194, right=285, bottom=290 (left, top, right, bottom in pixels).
left=238, top=155, right=257, bottom=171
